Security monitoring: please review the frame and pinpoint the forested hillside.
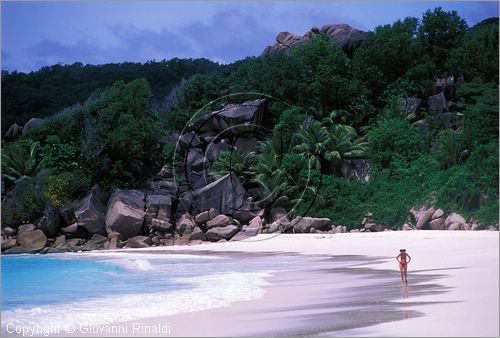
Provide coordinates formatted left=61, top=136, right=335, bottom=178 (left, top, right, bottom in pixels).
left=1, top=58, right=221, bottom=135
left=1, top=8, right=498, bottom=232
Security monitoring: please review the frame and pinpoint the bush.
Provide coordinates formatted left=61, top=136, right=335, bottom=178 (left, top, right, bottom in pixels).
left=368, top=118, right=426, bottom=168
left=46, top=171, right=91, bottom=208
left=39, top=135, right=81, bottom=173
left=1, top=170, right=51, bottom=227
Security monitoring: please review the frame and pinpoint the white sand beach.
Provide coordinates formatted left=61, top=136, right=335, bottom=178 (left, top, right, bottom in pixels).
left=120, top=230, right=499, bottom=337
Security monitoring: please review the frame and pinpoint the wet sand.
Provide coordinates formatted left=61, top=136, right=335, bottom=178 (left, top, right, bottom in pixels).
left=61, top=253, right=447, bottom=337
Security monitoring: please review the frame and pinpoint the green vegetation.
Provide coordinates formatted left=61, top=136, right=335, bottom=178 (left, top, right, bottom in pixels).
left=1, top=8, right=498, bottom=228
left=1, top=58, right=220, bottom=135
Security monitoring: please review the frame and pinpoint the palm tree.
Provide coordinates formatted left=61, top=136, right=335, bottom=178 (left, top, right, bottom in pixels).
left=294, top=112, right=368, bottom=176
left=1, top=140, right=41, bottom=182
left=294, top=121, right=330, bottom=170
left=210, top=150, right=256, bottom=184
left=252, top=137, right=288, bottom=206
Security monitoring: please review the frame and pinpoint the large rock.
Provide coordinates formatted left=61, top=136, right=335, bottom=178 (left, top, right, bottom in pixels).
left=22, top=118, right=45, bottom=135
left=261, top=24, right=366, bottom=57
left=126, top=236, right=151, bottom=248
left=205, top=225, right=239, bottom=242
left=205, top=141, right=234, bottom=162
left=240, top=216, right=263, bottom=237
left=270, top=207, right=290, bottom=226
left=427, top=92, right=448, bottom=113
left=206, top=214, right=233, bottom=229
left=292, top=217, right=331, bottom=233
left=37, top=206, right=62, bottom=237
left=431, top=209, right=444, bottom=220
left=4, top=123, right=23, bottom=141
left=61, top=223, right=90, bottom=239
left=189, top=99, right=267, bottom=136
left=232, top=197, right=263, bottom=224
left=17, top=230, right=47, bottom=252
left=447, top=222, right=463, bottom=231
left=189, top=227, right=206, bottom=241
left=75, top=184, right=107, bottom=235
left=176, top=213, right=195, bottom=235
left=433, top=75, right=456, bottom=101
left=149, top=218, right=173, bottom=232
left=186, top=148, right=208, bottom=172
left=3, top=227, right=16, bottom=237
left=398, top=97, right=422, bottom=118
left=189, top=173, right=247, bottom=216
left=81, top=234, right=108, bottom=251
left=364, top=223, right=386, bottom=232
left=416, top=207, right=436, bottom=229
left=178, top=131, right=203, bottom=150
left=195, top=208, right=218, bottom=224
left=17, top=223, right=36, bottom=235
left=429, top=218, right=446, bottom=230
left=410, top=206, right=428, bottom=225
left=1, top=238, right=17, bottom=251
left=59, top=207, right=77, bottom=226
left=445, top=213, right=466, bottom=228
left=105, top=189, right=146, bottom=240
left=320, top=24, right=367, bottom=54
left=145, top=195, right=172, bottom=221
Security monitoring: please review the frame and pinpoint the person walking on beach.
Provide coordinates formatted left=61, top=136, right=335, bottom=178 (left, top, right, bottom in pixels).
left=396, top=249, right=411, bottom=285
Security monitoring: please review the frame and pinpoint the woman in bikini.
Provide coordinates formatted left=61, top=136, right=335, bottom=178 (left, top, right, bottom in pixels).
left=396, top=249, right=411, bottom=285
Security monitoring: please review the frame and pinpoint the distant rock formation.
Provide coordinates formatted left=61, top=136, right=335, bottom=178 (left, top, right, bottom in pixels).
left=261, top=24, right=367, bottom=57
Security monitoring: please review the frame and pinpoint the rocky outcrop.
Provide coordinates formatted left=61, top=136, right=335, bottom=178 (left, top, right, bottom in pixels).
left=261, top=24, right=367, bottom=57
left=105, top=189, right=145, bottom=240
left=145, top=195, right=172, bottom=222
left=398, top=97, right=422, bottom=119
left=292, top=217, right=331, bottom=233
left=22, top=118, right=45, bottom=135
left=427, top=92, right=448, bottom=113
left=188, top=173, right=247, bottom=216
left=75, top=184, right=107, bottom=235
left=4, top=123, right=23, bottom=141
left=188, top=99, right=267, bottom=137
left=416, top=207, right=436, bottom=229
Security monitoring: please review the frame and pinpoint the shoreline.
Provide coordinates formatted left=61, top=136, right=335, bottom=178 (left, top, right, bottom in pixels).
left=51, top=252, right=446, bottom=337
left=3, top=231, right=499, bottom=337
left=111, top=231, right=499, bottom=337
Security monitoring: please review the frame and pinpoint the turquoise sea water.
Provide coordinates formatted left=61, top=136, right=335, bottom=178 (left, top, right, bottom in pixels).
left=1, top=251, right=334, bottom=329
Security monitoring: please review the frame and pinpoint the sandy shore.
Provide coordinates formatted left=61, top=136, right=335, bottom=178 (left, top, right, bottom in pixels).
left=113, top=230, right=499, bottom=337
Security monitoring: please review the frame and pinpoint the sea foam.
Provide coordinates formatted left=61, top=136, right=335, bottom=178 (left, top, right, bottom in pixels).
left=1, top=271, right=272, bottom=329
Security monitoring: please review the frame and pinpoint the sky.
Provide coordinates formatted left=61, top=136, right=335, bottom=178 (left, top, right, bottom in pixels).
left=1, top=1, right=498, bottom=73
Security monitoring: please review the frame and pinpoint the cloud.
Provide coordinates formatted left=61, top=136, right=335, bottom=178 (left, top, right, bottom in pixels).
left=14, top=9, right=277, bottom=71
left=182, top=9, right=275, bottom=62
